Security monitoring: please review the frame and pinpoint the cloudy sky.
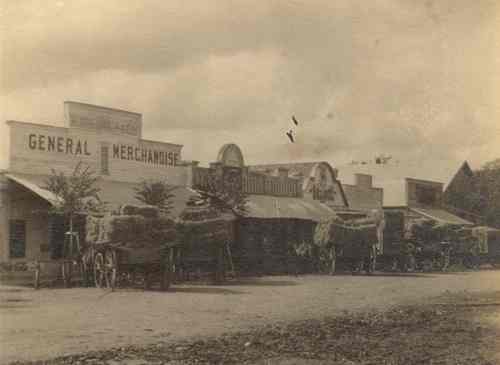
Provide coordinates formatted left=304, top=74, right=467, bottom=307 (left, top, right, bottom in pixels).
left=1, top=0, right=499, bottom=180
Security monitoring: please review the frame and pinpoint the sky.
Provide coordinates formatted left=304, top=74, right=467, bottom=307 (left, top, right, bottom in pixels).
left=1, top=0, right=500, bottom=181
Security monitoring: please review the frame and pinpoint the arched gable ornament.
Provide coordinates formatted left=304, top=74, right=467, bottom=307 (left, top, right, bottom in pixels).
left=217, top=143, right=245, bottom=168
left=307, top=162, right=338, bottom=201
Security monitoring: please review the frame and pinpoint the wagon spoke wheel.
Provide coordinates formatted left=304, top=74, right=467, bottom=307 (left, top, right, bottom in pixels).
left=421, top=258, right=433, bottom=272
left=94, top=253, right=105, bottom=288
left=104, top=250, right=117, bottom=291
left=407, top=254, right=416, bottom=273
left=161, top=248, right=174, bottom=291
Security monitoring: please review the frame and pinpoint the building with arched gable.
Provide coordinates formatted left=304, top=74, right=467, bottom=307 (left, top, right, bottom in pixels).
left=188, top=144, right=347, bottom=274
left=1, top=101, right=376, bottom=277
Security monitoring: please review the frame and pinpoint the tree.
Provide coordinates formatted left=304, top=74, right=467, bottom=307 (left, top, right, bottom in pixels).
left=191, top=168, right=248, bottom=217
left=44, top=162, right=103, bottom=251
left=449, top=159, right=500, bottom=228
left=482, top=158, right=500, bottom=171
left=43, top=162, right=103, bottom=287
left=134, top=179, right=176, bottom=215
left=474, top=167, right=500, bottom=228
left=185, top=167, right=247, bottom=283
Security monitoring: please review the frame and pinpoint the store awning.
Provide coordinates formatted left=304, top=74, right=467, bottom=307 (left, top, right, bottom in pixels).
left=4, top=173, right=199, bottom=219
left=245, top=194, right=336, bottom=222
left=5, top=173, right=62, bottom=205
left=410, top=207, right=473, bottom=226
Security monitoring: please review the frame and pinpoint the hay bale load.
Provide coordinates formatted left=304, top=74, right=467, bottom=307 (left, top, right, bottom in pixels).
left=178, top=206, right=234, bottom=249
left=85, top=204, right=178, bottom=248
left=313, top=215, right=380, bottom=274
left=314, top=216, right=379, bottom=254
left=313, top=216, right=344, bottom=249
left=119, top=204, right=159, bottom=219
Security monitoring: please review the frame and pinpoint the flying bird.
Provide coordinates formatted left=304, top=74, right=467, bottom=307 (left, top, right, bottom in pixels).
left=286, top=130, right=295, bottom=143
left=292, top=116, right=299, bottom=126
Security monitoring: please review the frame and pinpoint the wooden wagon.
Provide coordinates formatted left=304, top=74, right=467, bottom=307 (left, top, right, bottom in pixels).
left=86, top=241, right=177, bottom=291
left=175, top=207, right=235, bottom=284
left=33, top=231, right=86, bottom=289
left=84, top=207, right=180, bottom=291
left=472, top=226, right=500, bottom=268
left=314, top=216, right=380, bottom=275
left=376, top=210, right=414, bottom=272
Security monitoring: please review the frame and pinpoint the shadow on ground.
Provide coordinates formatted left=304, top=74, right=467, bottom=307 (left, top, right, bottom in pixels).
left=168, top=286, right=245, bottom=295
left=355, top=272, right=438, bottom=278
left=224, top=278, right=299, bottom=287
left=0, top=297, right=32, bottom=309
left=0, top=287, right=27, bottom=293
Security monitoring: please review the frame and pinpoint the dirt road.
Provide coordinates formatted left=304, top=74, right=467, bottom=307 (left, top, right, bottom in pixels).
left=1, top=271, right=500, bottom=364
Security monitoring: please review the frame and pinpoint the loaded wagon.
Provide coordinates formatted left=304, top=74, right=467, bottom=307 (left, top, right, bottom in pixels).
left=376, top=210, right=416, bottom=272
left=314, top=215, right=380, bottom=275
left=378, top=210, right=482, bottom=272
left=84, top=205, right=179, bottom=290
left=175, top=205, right=235, bottom=283
left=472, top=226, right=500, bottom=268
left=403, top=219, right=476, bottom=272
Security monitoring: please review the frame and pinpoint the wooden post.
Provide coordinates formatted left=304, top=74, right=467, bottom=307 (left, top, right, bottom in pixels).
left=166, top=247, right=174, bottom=290
left=330, top=247, right=336, bottom=276
left=225, top=243, right=236, bottom=278
left=33, top=261, right=40, bottom=290
left=143, top=269, right=150, bottom=290
left=61, top=261, right=72, bottom=288
left=214, top=245, right=224, bottom=284
left=161, top=248, right=173, bottom=292
left=220, top=245, right=226, bottom=282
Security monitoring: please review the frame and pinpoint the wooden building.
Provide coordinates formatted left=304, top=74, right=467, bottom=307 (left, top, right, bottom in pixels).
left=0, top=101, right=197, bottom=272
left=1, top=101, right=379, bottom=278
left=190, top=144, right=341, bottom=275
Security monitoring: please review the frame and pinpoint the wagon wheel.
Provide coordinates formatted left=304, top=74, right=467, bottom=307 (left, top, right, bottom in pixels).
left=421, top=258, right=433, bottom=272
left=436, top=254, right=449, bottom=272
left=61, top=261, right=72, bottom=288
left=160, top=264, right=172, bottom=291
left=366, top=255, right=376, bottom=275
left=406, top=254, right=416, bottom=272
left=94, top=253, right=105, bottom=288
left=104, top=250, right=117, bottom=290
left=351, top=259, right=364, bottom=275
left=81, top=248, right=94, bottom=287
left=390, top=257, right=399, bottom=272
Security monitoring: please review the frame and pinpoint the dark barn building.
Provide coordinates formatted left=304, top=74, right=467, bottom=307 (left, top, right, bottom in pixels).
left=190, top=144, right=345, bottom=275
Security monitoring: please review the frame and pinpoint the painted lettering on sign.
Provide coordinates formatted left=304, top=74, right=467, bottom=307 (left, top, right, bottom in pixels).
left=65, top=102, right=142, bottom=137
left=112, top=144, right=179, bottom=167
left=28, top=134, right=91, bottom=156
left=71, top=115, right=140, bottom=136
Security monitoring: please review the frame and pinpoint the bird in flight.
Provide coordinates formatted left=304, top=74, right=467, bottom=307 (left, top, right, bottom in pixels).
left=292, top=115, right=299, bottom=126
left=286, top=130, right=295, bottom=143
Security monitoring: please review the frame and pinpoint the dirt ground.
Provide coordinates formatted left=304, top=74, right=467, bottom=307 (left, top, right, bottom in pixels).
left=1, top=270, right=500, bottom=364
left=14, top=290, right=499, bottom=365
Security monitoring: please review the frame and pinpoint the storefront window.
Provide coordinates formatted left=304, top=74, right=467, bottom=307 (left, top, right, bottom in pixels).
left=9, top=220, right=26, bottom=258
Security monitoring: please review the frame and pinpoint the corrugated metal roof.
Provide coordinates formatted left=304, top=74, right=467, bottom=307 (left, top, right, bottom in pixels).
left=4, top=173, right=197, bottom=218
left=410, top=207, right=473, bottom=226
left=5, top=173, right=61, bottom=205
left=245, top=194, right=336, bottom=221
